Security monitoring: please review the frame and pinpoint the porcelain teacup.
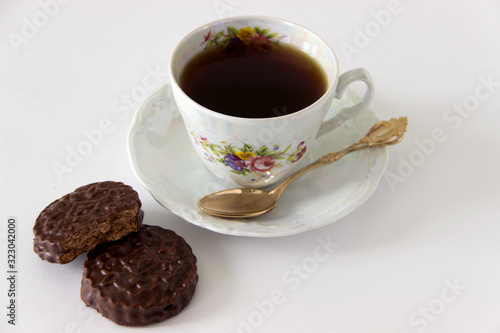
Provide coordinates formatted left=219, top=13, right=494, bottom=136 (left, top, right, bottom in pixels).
left=169, top=15, right=374, bottom=188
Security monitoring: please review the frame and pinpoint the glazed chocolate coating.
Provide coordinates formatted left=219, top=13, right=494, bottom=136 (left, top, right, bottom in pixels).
left=81, top=225, right=198, bottom=326
left=33, top=181, right=143, bottom=264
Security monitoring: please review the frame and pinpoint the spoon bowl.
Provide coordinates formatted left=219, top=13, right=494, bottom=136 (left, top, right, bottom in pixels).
left=198, top=188, right=276, bottom=218
left=198, top=117, right=407, bottom=218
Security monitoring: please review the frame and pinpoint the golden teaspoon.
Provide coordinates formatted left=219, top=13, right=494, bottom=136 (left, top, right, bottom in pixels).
left=198, top=117, right=408, bottom=218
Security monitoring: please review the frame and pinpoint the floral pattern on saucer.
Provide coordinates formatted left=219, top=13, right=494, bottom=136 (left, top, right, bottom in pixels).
left=191, top=132, right=307, bottom=182
left=200, top=26, right=284, bottom=51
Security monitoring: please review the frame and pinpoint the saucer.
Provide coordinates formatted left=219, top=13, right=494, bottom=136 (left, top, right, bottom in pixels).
left=127, top=84, right=387, bottom=237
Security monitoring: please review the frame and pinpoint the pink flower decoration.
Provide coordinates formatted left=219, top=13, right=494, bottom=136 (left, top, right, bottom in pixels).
left=248, top=33, right=268, bottom=41
left=246, top=156, right=276, bottom=173
left=291, top=146, right=307, bottom=163
left=247, top=34, right=272, bottom=51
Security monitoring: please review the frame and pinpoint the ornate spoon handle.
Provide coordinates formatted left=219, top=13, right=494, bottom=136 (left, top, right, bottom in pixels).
left=269, top=117, right=408, bottom=197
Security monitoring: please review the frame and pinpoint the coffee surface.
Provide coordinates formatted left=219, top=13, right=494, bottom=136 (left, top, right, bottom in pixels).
left=179, top=43, right=327, bottom=118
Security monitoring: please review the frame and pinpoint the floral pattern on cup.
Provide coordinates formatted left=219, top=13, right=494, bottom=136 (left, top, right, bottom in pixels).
left=200, top=26, right=285, bottom=51
left=191, top=132, right=307, bottom=182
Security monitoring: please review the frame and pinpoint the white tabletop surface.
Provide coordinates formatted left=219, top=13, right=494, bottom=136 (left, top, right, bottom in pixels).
left=1, top=1, right=500, bottom=332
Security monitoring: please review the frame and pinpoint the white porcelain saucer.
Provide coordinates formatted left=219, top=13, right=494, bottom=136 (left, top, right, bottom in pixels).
left=127, top=84, right=387, bottom=237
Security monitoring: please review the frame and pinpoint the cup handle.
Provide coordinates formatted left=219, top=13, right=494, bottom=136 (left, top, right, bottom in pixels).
left=317, top=68, right=374, bottom=137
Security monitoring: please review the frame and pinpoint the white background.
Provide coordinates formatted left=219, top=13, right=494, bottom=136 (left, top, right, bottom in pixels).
left=1, top=0, right=500, bottom=332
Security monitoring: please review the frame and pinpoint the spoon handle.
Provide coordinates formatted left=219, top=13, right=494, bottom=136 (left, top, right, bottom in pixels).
left=269, top=117, right=407, bottom=198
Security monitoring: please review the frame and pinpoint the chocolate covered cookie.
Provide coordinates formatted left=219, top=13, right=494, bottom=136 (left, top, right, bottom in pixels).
left=33, top=181, right=143, bottom=264
left=80, top=225, right=198, bottom=326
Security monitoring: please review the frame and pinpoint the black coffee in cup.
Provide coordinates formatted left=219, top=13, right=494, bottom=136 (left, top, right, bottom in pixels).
left=179, top=40, right=327, bottom=118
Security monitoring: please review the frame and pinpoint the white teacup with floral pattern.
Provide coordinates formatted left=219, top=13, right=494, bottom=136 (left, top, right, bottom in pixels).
left=169, top=16, right=374, bottom=188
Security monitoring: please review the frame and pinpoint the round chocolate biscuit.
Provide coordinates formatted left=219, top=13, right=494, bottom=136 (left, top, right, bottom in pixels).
left=33, top=181, right=144, bottom=264
left=80, top=225, right=198, bottom=326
